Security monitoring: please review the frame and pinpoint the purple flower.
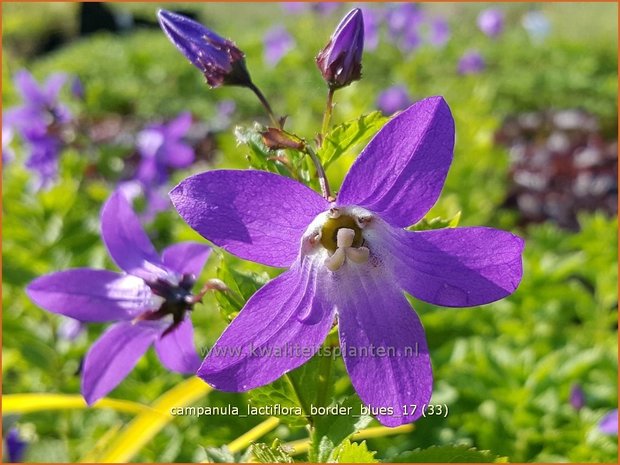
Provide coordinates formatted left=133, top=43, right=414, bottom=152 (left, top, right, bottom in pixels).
left=215, top=100, right=236, bottom=129
left=570, top=383, right=586, bottom=410
left=458, top=50, right=486, bottom=75
left=136, top=112, right=195, bottom=187
left=70, top=76, right=85, bottom=100
left=599, top=409, right=618, bottom=435
left=428, top=17, right=450, bottom=47
left=477, top=9, right=504, bottom=38
left=316, top=8, right=364, bottom=90
left=312, top=2, right=340, bottom=16
left=170, top=97, right=524, bottom=426
left=3, top=70, right=71, bottom=187
left=281, top=3, right=308, bottom=14
left=359, top=7, right=382, bottom=51
left=376, top=85, right=412, bottom=115
left=522, top=10, right=551, bottom=42
left=386, top=3, right=424, bottom=40
left=157, top=9, right=251, bottom=88
left=27, top=191, right=210, bottom=404
left=4, top=428, right=27, bottom=463
left=263, top=26, right=295, bottom=67
left=58, top=317, right=86, bottom=341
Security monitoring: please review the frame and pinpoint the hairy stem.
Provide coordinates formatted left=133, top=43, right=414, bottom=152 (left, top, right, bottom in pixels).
left=320, top=88, right=335, bottom=145
left=305, top=145, right=332, bottom=200
left=248, top=81, right=281, bottom=128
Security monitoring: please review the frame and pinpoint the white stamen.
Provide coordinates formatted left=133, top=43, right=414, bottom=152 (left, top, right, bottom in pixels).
left=346, top=246, right=370, bottom=263
left=336, top=228, right=355, bottom=248
left=329, top=207, right=341, bottom=218
left=325, top=248, right=346, bottom=271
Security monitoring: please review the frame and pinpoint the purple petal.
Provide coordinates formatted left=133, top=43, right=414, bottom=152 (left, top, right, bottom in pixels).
left=13, top=70, right=46, bottom=106
left=477, top=9, right=504, bottom=38
left=27, top=269, right=153, bottom=322
left=161, top=242, right=211, bottom=277
left=165, top=111, right=193, bottom=139
left=154, top=317, right=201, bottom=373
left=337, top=97, right=455, bottom=228
left=170, top=170, right=329, bottom=268
left=599, top=409, right=618, bottom=435
left=337, top=276, right=432, bottom=426
left=101, top=191, right=166, bottom=279
left=198, top=264, right=335, bottom=391
left=42, top=73, right=68, bottom=102
left=393, top=227, right=524, bottom=307
left=82, top=321, right=161, bottom=404
left=6, top=428, right=27, bottom=463
left=164, top=141, right=195, bottom=168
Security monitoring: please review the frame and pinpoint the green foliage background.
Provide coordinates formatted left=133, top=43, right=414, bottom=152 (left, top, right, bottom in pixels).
left=2, top=2, right=618, bottom=463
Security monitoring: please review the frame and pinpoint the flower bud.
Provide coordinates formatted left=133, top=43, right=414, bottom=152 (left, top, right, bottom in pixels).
left=316, top=8, right=364, bottom=90
left=157, top=9, right=251, bottom=88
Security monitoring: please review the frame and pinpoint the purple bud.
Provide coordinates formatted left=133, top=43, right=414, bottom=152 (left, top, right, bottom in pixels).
left=569, top=383, right=585, bottom=410
left=5, top=428, right=27, bottom=463
left=599, top=409, right=618, bottom=435
left=376, top=85, right=412, bottom=115
left=457, top=50, right=486, bottom=75
left=316, top=8, right=364, bottom=90
left=157, top=9, right=251, bottom=88
left=477, top=9, right=504, bottom=38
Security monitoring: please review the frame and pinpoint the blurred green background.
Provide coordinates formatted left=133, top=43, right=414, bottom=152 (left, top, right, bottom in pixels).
left=2, top=2, right=618, bottom=463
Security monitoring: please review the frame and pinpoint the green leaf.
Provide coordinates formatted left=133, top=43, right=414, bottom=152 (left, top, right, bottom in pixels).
left=392, top=445, right=506, bottom=463
left=251, top=440, right=294, bottom=463
left=247, top=376, right=308, bottom=428
left=202, top=446, right=237, bottom=463
left=234, top=124, right=294, bottom=177
left=320, top=112, right=388, bottom=169
left=330, top=440, right=378, bottom=463
left=312, top=395, right=373, bottom=462
left=409, top=211, right=462, bottom=231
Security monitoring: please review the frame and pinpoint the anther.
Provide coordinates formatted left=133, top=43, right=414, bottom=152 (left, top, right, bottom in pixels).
left=336, top=228, right=355, bottom=248
left=329, top=207, right=341, bottom=218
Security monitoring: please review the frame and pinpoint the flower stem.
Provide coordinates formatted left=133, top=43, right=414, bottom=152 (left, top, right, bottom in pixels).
left=226, top=417, right=280, bottom=453
left=305, top=145, right=332, bottom=200
left=320, top=88, right=335, bottom=145
left=248, top=81, right=281, bottom=128
left=285, top=424, right=415, bottom=456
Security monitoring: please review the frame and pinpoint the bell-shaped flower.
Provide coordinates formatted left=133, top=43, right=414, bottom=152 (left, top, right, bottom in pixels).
left=27, top=191, right=210, bottom=404
left=171, top=97, right=524, bottom=426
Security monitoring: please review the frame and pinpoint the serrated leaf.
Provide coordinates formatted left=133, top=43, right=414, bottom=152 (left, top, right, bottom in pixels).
left=251, top=440, right=294, bottom=463
left=235, top=124, right=294, bottom=177
left=320, top=112, right=388, bottom=169
left=392, top=445, right=505, bottom=463
left=313, top=395, right=372, bottom=462
left=409, top=211, right=462, bottom=231
left=247, top=376, right=308, bottom=428
left=329, top=440, right=378, bottom=463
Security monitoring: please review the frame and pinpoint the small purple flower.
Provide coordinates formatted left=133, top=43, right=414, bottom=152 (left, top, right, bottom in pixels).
left=171, top=97, right=524, bottom=426
left=522, top=10, right=551, bottom=42
left=263, top=26, right=295, bottom=67
left=376, top=85, right=412, bottom=115
left=3, top=70, right=71, bottom=187
left=281, top=3, right=308, bottom=15
left=386, top=3, right=424, bottom=40
left=599, top=409, right=618, bottom=435
left=312, top=2, right=340, bottom=17
left=570, top=383, right=586, bottom=410
left=4, top=428, right=27, bottom=463
left=70, top=76, right=85, bottom=100
left=477, top=9, right=504, bottom=38
left=316, top=8, right=365, bottom=90
left=135, top=112, right=195, bottom=187
left=359, top=6, right=382, bottom=51
left=458, top=50, right=486, bottom=75
left=58, top=317, right=86, bottom=341
left=157, top=9, right=251, bottom=88
left=215, top=99, right=236, bottom=130
left=27, top=191, right=210, bottom=404
left=428, top=17, right=450, bottom=48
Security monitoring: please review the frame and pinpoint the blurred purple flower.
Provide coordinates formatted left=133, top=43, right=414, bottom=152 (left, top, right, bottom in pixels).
left=458, top=50, right=486, bottom=75
left=215, top=99, right=236, bottom=130
left=312, top=2, right=340, bottom=16
left=477, top=9, right=504, bottom=38
left=171, top=97, right=524, bottom=426
left=3, top=70, right=71, bottom=188
left=522, top=10, right=551, bottom=42
left=428, top=17, right=450, bottom=47
left=569, top=383, right=586, bottom=410
left=27, top=191, right=210, bottom=404
left=316, top=8, right=364, bottom=90
left=599, top=409, right=618, bottom=435
left=70, top=76, right=85, bottom=100
left=281, top=2, right=308, bottom=14
left=376, top=85, right=412, bottom=115
left=2, top=126, right=14, bottom=164
left=263, top=26, right=295, bottom=67
left=386, top=3, right=424, bottom=40
left=4, top=428, right=27, bottom=463
left=136, top=112, right=195, bottom=187
left=359, top=7, right=382, bottom=51
left=57, top=317, right=86, bottom=341
left=157, top=9, right=251, bottom=88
